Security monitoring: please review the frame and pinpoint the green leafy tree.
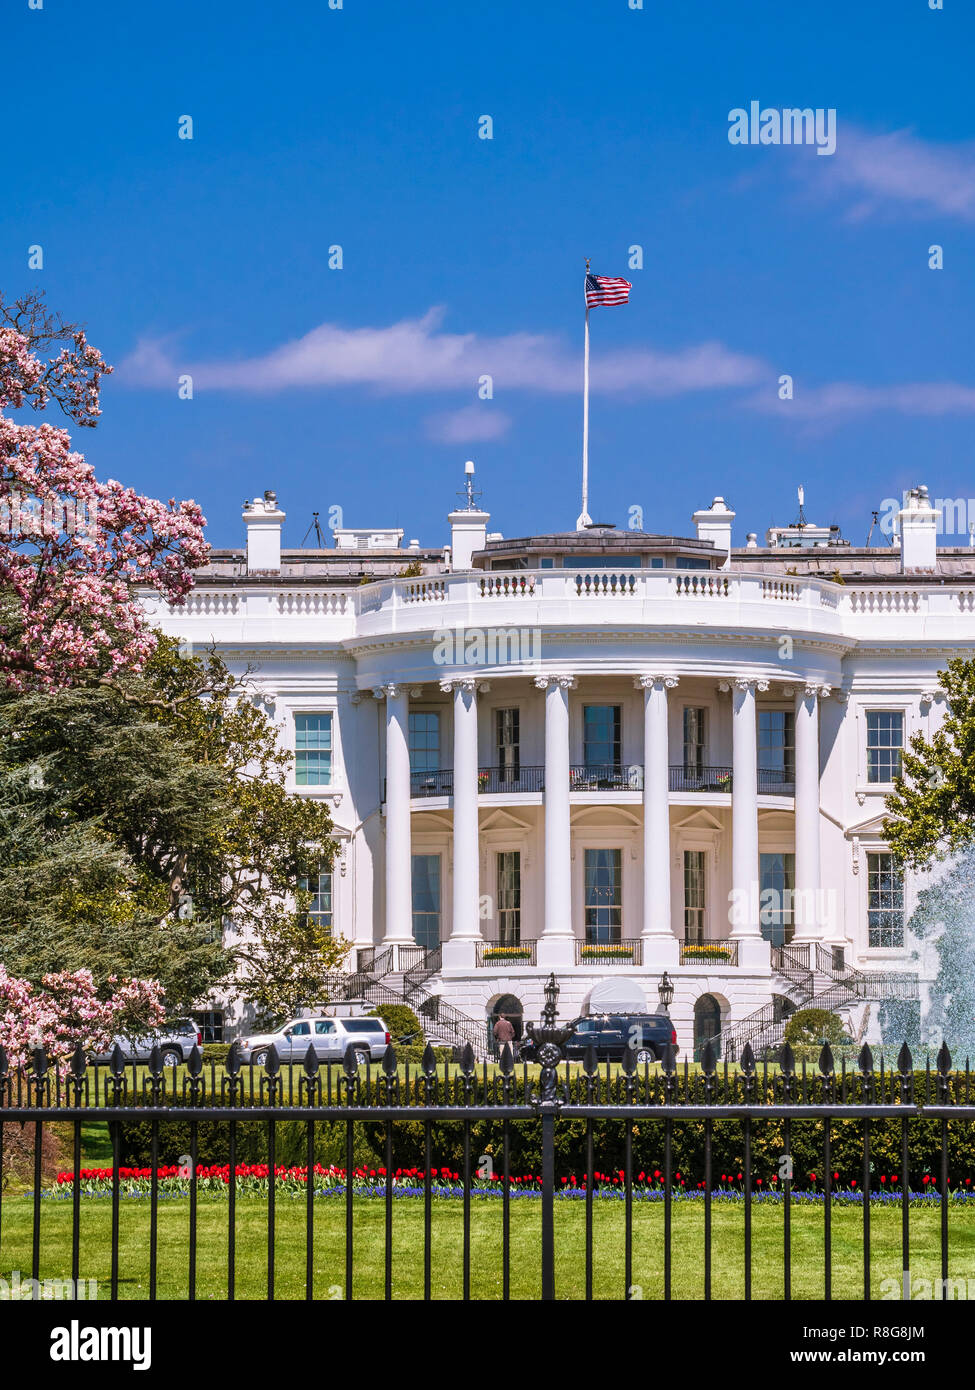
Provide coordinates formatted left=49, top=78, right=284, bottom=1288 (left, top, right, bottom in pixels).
left=783, top=1009, right=847, bottom=1047
left=0, top=635, right=347, bottom=1009
left=883, top=658, right=975, bottom=868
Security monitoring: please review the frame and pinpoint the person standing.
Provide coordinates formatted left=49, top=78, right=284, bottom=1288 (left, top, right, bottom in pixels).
left=493, top=1013, right=516, bottom=1059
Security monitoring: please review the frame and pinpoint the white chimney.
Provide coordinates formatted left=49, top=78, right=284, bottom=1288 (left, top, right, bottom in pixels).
left=898, top=485, right=938, bottom=573
left=692, top=497, right=736, bottom=569
left=447, top=460, right=490, bottom=570
left=243, top=491, right=286, bottom=572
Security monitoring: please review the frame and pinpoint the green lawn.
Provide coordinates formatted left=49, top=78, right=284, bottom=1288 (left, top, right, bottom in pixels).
left=2, top=1195, right=973, bottom=1299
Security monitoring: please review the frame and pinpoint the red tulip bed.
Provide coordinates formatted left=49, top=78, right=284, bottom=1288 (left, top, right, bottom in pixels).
left=47, top=1164, right=975, bottom=1205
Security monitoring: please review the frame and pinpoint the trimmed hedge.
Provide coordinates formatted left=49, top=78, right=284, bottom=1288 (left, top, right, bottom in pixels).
left=106, top=1072, right=975, bottom=1188
left=367, top=1004, right=423, bottom=1045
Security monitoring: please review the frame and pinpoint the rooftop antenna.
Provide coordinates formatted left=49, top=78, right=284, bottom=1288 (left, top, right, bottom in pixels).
left=796, top=484, right=807, bottom=529
left=301, top=511, right=328, bottom=547
left=866, top=510, right=879, bottom=548
left=457, top=459, right=482, bottom=512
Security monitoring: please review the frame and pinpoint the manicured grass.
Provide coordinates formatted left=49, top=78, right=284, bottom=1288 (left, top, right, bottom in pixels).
left=2, top=1194, right=973, bottom=1300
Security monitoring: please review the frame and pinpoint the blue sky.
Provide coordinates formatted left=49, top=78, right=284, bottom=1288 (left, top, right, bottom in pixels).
left=5, top=0, right=975, bottom=549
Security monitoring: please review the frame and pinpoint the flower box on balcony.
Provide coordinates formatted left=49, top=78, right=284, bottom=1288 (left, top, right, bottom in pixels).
left=477, top=773, right=490, bottom=791
left=580, top=944, right=634, bottom=961
left=481, top=945, right=532, bottom=963
left=682, top=943, right=734, bottom=962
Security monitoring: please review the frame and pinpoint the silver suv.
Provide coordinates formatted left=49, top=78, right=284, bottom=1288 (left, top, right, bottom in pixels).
left=94, top=1017, right=203, bottom=1068
left=238, top=1016, right=391, bottom=1066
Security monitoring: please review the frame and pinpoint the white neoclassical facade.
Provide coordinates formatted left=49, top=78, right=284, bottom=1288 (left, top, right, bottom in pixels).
left=146, top=476, right=961, bottom=1056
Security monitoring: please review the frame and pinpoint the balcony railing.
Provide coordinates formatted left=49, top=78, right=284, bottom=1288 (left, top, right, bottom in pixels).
left=475, top=938, right=538, bottom=967
left=409, top=769, right=455, bottom=798
left=680, top=938, right=740, bottom=966
left=397, top=763, right=795, bottom=800
left=669, top=766, right=795, bottom=796
left=757, top=767, right=795, bottom=796
left=477, top=766, right=544, bottom=794
left=569, top=763, right=636, bottom=792
left=669, top=765, right=733, bottom=793
left=575, top=938, right=644, bottom=966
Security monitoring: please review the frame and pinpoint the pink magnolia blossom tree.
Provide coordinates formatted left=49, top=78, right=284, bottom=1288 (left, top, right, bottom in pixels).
left=0, top=965, right=165, bottom=1071
left=0, top=293, right=209, bottom=691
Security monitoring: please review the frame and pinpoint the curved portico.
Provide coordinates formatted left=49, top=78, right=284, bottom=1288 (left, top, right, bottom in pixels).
left=367, top=646, right=838, bottom=975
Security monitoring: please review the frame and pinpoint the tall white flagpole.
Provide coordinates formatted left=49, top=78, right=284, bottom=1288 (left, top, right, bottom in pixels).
left=577, top=257, right=593, bottom=530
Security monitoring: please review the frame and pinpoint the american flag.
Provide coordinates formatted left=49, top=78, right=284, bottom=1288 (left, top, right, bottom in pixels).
left=585, top=273, right=632, bottom=307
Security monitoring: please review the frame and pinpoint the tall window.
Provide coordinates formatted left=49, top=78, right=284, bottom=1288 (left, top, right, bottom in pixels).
left=866, top=712, right=903, bottom=783
left=496, top=851, right=521, bottom=944
left=583, top=706, right=621, bottom=770
left=192, top=1011, right=224, bottom=1043
left=496, top=708, right=520, bottom=781
left=758, top=710, right=795, bottom=787
left=298, top=869, right=333, bottom=933
left=295, top=713, right=332, bottom=785
left=867, top=852, right=904, bottom=948
left=683, top=850, right=707, bottom=942
left=759, top=852, right=795, bottom=947
left=411, top=853, right=441, bottom=949
left=683, top=708, right=707, bottom=775
left=409, top=712, right=440, bottom=773
left=584, top=848, right=622, bottom=943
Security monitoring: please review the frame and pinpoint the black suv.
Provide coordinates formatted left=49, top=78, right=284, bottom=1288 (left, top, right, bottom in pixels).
left=521, top=1013, right=678, bottom=1065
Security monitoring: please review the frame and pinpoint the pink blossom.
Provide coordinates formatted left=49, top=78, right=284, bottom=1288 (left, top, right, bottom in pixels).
left=0, top=323, right=209, bottom=690
left=0, top=964, right=165, bottom=1071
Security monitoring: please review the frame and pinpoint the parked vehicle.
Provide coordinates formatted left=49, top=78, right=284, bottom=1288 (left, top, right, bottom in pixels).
left=237, top=1016, right=392, bottom=1066
left=519, top=1013, right=678, bottom=1065
left=94, top=1017, right=203, bottom=1068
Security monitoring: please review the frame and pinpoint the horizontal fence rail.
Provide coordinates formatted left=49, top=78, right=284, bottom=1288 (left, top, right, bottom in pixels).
left=1, top=1039, right=972, bottom=1302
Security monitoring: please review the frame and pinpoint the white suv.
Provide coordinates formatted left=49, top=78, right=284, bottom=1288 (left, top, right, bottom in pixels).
left=238, top=1016, right=391, bottom=1066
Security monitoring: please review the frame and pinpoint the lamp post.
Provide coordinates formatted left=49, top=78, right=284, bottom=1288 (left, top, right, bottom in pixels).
left=657, top=970, right=674, bottom=1014
left=526, top=973, right=574, bottom=1103
left=542, top=972, right=560, bottom=1027
left=524, top=970, right=575, bottom=1303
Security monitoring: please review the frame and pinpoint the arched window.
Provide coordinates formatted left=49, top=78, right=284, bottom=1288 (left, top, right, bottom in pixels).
left=694, top=994, right=722, bottom=1061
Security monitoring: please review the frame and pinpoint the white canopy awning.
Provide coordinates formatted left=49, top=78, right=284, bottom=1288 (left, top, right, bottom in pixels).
left=587, top=978, right=648, bottom=1015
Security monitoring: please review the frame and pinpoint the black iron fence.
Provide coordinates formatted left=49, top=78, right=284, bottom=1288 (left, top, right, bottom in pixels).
left=2, top=1040, right=973, bottom=1301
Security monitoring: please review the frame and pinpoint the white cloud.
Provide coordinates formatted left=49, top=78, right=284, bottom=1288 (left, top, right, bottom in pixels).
left=747, top=380, right=975, bottom=421
left=118, top=308, right=766, bottom=399
left=803, top=124, right=975, bottom=222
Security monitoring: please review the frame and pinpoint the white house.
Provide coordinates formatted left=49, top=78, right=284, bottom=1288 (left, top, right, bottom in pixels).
left=146, top=473, right=965, bottom=1057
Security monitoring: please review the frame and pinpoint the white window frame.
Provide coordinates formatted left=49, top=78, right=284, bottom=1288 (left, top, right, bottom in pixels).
left=855, top=702, right=909, bottom=798
left=288, top=701, right=342, bottom=798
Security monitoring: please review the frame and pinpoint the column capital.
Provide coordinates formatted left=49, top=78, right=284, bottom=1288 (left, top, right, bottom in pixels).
left=534, top=674, right=576, bottom=691
left=728, top=676, right=768, bottom=694
left=797, top=682, right=831, bottom=700
left=634, top=674, right=679, bottom=691
left=438, top=677, right=487, bottom=694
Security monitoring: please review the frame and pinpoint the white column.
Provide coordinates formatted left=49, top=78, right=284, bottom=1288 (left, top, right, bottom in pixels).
left=535, top=674, right=575, bottom=969
left=440, top=678, right=482, bottom=969
left=728, top=676, right=770, bottom=967
left=637, top=675, right=680, bottom=968
left=793, top=682, right=826, bottom=941
left=378, top=684, right=413, bottom=952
